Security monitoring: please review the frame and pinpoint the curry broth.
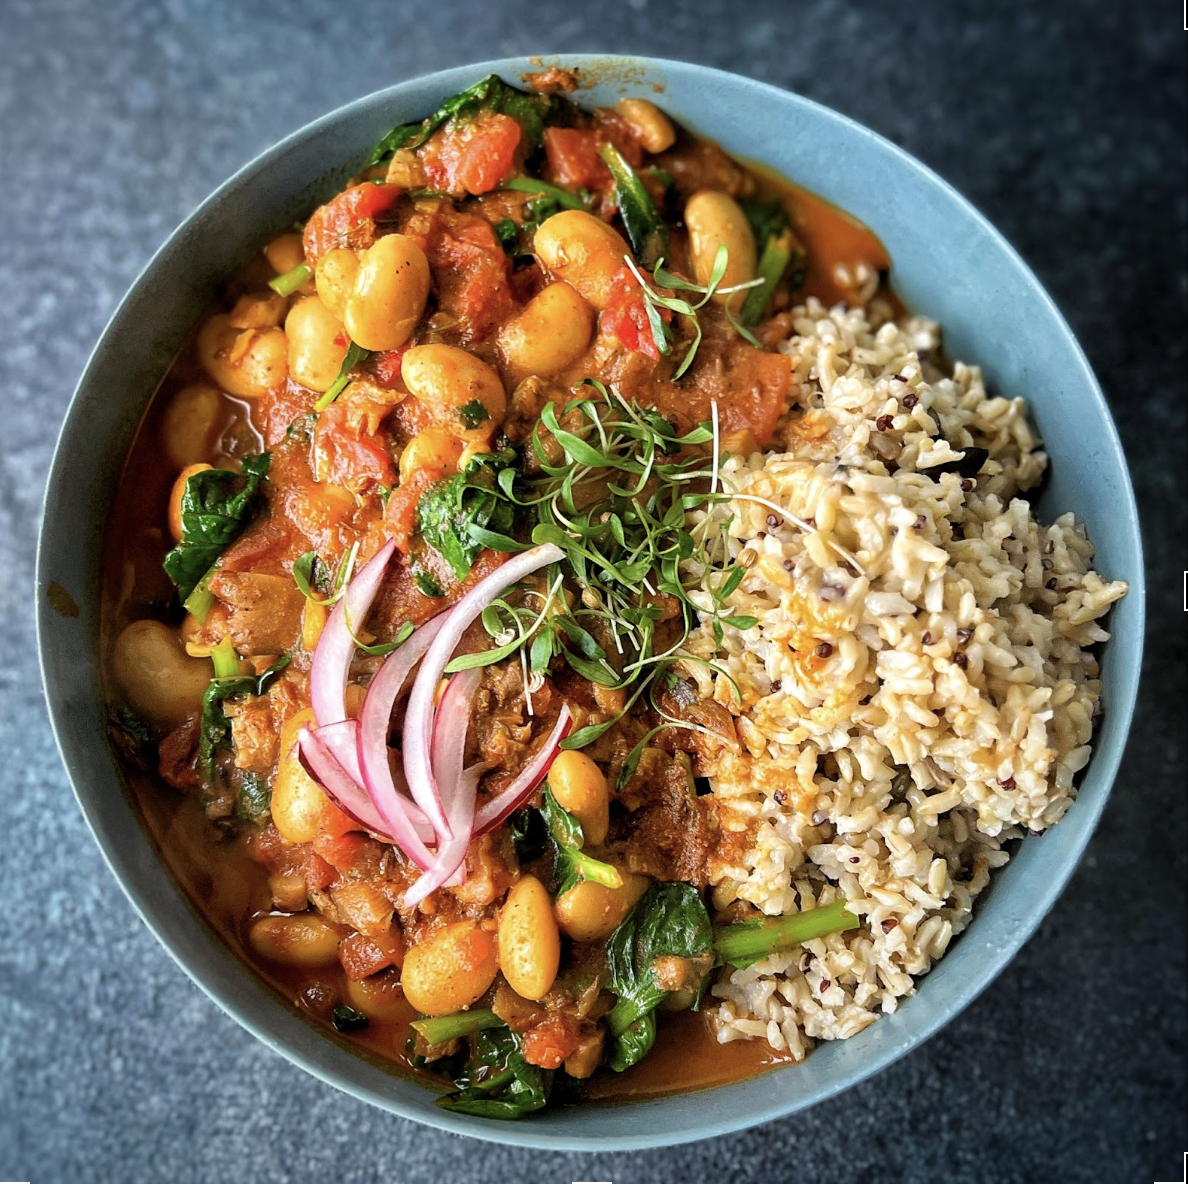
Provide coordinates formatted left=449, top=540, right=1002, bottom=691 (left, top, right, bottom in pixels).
left=100, top=111, right=896, bottom=1107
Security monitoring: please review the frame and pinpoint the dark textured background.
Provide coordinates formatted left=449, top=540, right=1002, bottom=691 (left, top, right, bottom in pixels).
left=4, top=1, right=1185, bottom=1181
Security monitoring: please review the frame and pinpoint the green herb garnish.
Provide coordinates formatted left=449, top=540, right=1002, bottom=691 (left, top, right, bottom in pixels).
left=493, top=218, right=520, bottom=256
left=331, top=1005, right=370, bottom=1033
left=623, top=248, right=763, bottom=378
left=458, top=399, right=491, bottom=430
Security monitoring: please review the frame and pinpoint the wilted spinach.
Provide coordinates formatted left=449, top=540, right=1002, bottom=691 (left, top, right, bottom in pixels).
left=199, top=653, right=291, bottom=781
left=367, top=74, right=560, bottom=167
left=162, top=454, right=270, bottom=603
left=540, top=786, right=622, bottom=896
left=415, top=452, right=518, bottom=581
left=437, top=1026, right=552, bottom=1119
left=604, top=882, right=713, bottom=1071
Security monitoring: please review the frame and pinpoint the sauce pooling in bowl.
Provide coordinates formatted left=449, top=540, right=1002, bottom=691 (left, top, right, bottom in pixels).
left=102, top=69, right=895, bottom=1114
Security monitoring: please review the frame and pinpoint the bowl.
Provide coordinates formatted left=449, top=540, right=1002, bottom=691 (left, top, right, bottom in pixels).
left=37, top=55, right=1144, bottom=1149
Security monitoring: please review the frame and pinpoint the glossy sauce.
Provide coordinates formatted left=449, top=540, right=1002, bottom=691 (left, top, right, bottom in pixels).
left=100, top=128, right=896, bottom=1106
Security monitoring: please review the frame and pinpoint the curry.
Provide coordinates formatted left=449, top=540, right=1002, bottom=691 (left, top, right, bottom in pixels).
left=102, top=70, right=892, bottom=1115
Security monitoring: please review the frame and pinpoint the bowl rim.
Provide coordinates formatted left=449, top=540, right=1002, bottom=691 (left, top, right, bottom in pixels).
left=37, top=53, right=1145, bottom=1150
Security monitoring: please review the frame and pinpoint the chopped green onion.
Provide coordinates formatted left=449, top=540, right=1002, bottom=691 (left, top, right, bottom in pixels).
left=183, top=574, right=216, bottom=623
left=315, top=341, right=371, bottom=413
left=268, top=262, right=311, bottom=297
left=209, top=635, right=241, bottom=680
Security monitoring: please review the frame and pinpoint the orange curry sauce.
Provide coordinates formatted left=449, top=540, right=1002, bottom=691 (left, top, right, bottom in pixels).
left=100, top=84, right=892, bottom=1107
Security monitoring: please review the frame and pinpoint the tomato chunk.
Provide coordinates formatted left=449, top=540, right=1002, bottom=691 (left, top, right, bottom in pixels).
left=313, top=401, right=396, bottom=494
left=425, top=211, right=516, bottom=343
left=423, top=112, right=522, bottom=196
left=543, top=127, right=609, bottom=192
left=600, top=266, right=669, bottom=360
left=339, top=932, right=401, bottom=981
left=383, top=468, right=442, bottom=554
left=302, top=183, right=402, bottom=264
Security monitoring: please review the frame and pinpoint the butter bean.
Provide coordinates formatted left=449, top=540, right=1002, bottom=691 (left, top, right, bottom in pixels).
left=111, top=619, right=211, bottom=727
left=498, top=282, right=593, bottom=379
left=249, top=914, right=341, bottom=968
left=547, top=750, right=609, bottom=845
left=533, top=211, right=631, bottom=310
left=554, top=873, right=650, bottom=943
left=684, top=190, right=757, bottom=304
left=498, top=875, right=560, bottom=1001
left=344, top=234, right=430, bottom=351
left=400, top=344, right=506, bottom=442
left=400, top=921, right=499, bottom=1016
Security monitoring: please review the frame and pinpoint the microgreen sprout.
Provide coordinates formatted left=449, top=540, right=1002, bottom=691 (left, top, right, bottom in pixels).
left=621, top=245, right=765, bottom=378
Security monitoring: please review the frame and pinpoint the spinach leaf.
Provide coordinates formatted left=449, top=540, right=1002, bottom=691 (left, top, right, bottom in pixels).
left=235, top=772, right=272, bottom=823
left=597, top=141, right=668, bottom=268
left=114, top=707, right=153, bottom=749
left=332, top=1005, right=369, bottom=1033
left=367, top=74, right=559, bottom=167
left=415, top=454, right=517, bottom=582
left=737, top=198, right=805, bottom=324
left=540, top=785, right=622, bottom=896
left=738, top=197, right=788, bottom=246
left=437, top=1027, right=552, bottom=1119
left=606, top=1010, right=656, bottom=1074
left=199, top=653, right=291, bottom=781
left=508, top=806, right=548, bottom=865
left=411, top=562, right=444, bottom=599
left=603, top=882, right=713, bottom=1071
left=162, top=457, right=269, bottom=602
left=493, top=218, right=520, bottom=256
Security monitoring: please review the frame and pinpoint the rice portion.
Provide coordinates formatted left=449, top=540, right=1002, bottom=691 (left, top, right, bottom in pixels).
left=681, top=299, right=1127, bottom=1058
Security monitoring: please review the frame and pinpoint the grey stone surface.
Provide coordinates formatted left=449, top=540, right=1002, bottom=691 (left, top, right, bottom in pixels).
left=3, top=1, right=1185, bottom=1181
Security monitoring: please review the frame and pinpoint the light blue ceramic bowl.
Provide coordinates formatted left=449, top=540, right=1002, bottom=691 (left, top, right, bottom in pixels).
left=37, top=56, right=1144, bottom=1148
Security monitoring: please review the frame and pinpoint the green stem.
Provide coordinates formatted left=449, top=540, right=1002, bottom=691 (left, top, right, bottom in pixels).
left=314, top=341, right=370, bottom=412
left=597, top=142, right=667, bottom=267
left=740, top=234, right=793, bottom=324
left=605, top=995, right=644, bottom=1039
left=209, top=635, right=240, bottom=679
left=411, top=1008, right=504, bottom=1045
left=183, top=572, right=216, bottom=622
left=268, top=262, right=312, bottom=297
left=713, top=899, right=860, bottom=969
left=502, top=176, right=586, bottom=210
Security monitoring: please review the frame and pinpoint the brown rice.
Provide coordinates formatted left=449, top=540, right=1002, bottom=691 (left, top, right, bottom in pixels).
left=680, top=298, right=1127, bottom=1058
